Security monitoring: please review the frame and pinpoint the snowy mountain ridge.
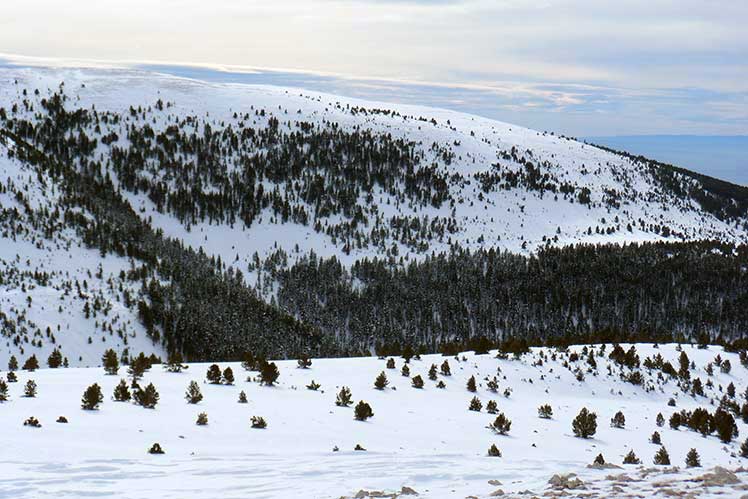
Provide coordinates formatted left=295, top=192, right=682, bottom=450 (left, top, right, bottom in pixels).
left=0, top=65, right=747, bottom=367
left=3, top=67, right=746, bottom=265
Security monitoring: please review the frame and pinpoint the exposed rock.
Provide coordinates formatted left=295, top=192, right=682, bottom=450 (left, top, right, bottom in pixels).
left=587, top=463, right=622, bottom=470
left=400, top=486, right=418, bottom=496
left=605, top=473, right=640, bottom=483
left=693, top=466, right=739, bottom=486
left=489, top=489, right=504, bottom=496
left=654, top=488, right=685, bottom=497
left=548, top=473, right=585, bottom=490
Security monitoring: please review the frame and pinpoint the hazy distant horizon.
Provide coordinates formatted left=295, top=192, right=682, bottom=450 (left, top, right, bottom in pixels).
left=583, top=135, right=748, bottom=186
left=1, top=0, right=746, bottom=136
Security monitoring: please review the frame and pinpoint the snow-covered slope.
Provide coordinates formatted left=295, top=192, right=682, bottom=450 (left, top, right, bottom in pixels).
left=1, top=65, right=747, bottom=366
left=1, top=66, right=745, bottom=271
left=1, top=343, right=746, bottom=498
left=0, top=138, right=164, bottom=367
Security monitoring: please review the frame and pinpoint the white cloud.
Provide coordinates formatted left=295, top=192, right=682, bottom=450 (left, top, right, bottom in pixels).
left=0, top=0, right=745, bottom=134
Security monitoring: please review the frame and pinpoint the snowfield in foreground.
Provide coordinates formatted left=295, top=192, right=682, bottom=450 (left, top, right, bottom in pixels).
left=2, top=343, right=748, bottom=498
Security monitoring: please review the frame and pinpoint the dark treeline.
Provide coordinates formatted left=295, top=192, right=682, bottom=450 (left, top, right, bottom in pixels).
left=273, top=241, right=748, bottom=353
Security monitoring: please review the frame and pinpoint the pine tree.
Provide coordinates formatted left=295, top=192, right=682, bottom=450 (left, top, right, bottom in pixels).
left=401, top=364, right=410, bottom=377
left=47, top=349, right=63, bottom=368
left=113, top=379, right=131, bottom=401
left=297, top=354, right=312, bottom=369
left=411, top=375, right=424, bottom=388
left=487, top=444, right=502, bottom=457
left=691, top=378, right=704, bottom=396
left=354, top=401, right=374, bottom=421
left=24, top=416, right=41, bottom=428
left=251, top=416, right=267, bottom=428
left=651, top=431, right=661, bottom=444
left=656, top=413, right=665, bottom=427
left=241, top=352, right=259, bottom=372
left=24, top=380, right=37, bottom=397
left=81, top=383, right=103, bottom=410
left=654, top=446, right=670, bottom=465
left=196, top=412, right=208, bottom=425
left=689, top=407, right=712, bottom=436
left=128, top=355, right=148, bottom=381
left=222, top=367, right=235, bottom=385
left=401, top=345, right=414, bottom=362
left=238, top=390, right=248, bottom=403
left=148, top=443, right=165, bottom=454
left=610, top=411, right=626, bottom=429
left=593, top=453, right=605, bottom=465
left=8, top=355, right=18, bottom=371
left=386, top=358, right=396, bottom=369
left=374, top=371, right=389, bottom=390
left=165, top=352, right=187, bottom=373
left=306, top=380, right=321, bottom=390
left=102, top=349, right=119, bottom=375
left=721, top=359, right=732, bottom=374
left=206, top=364, right=222, bottom=384
left=185, top=381, right=203, bottom=404
left=714, top=409, right=737, bottom=443
left=572, top=408, right=597, bottom=438
left=587, top=351, right=597, bottom=369
left=259, top=361, right=280, bottom=386
left=467, top=375, right=477, bottom=393
left=489, top=413, right=512, bottom=435
left=685, top=448, right=700, bottom=467
left=678, top=351, right=690, bottom=379
left=336, top=386, right=353, bottom=407
left=0, top=379, right=8, bottom=402
left=469, top=396, right=482, bottom=411
left=6, top=372, right=17, bottom=383
left=486, top=400, right=498, bottom=414
left=538, top=404, right=553, bottom=419
left=428, top=364, right=438, bottom=380
left=134, top=383, right=159, bottom=409
left=623, top=450, right=641, bottom=464
left=440, top=360, right=451, bottom=376
left=669, top=412, right=682, bottom=430
left=740, top=438, right=748, bottom=458
left=23, top=355, right=39, bottom=371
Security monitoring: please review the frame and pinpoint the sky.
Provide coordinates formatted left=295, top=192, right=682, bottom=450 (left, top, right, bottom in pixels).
left=583, top=135, right=748, bottom=186
left=1, top=0, right=747, bottom=138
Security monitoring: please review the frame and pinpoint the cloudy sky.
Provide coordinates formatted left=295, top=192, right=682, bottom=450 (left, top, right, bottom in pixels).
left=1, top=0, right=746, bottom=136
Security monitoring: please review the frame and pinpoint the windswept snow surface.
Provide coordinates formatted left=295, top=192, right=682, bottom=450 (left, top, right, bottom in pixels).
left=1, top=344, right=747, bottom=498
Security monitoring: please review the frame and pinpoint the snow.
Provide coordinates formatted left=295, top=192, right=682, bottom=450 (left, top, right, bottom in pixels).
left=0, top=140, right=164, bottom=368
left=1, top=65, right=744, bottom=278
left=1, top=63, right=746, bottom=364
left=1, top=66, right=747, bottom=497
left=0, top=343, right=746, bottom=498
